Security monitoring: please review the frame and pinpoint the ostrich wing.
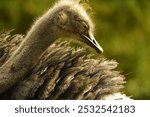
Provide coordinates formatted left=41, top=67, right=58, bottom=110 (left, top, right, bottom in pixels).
left=0, top=31, right=129, bottom=100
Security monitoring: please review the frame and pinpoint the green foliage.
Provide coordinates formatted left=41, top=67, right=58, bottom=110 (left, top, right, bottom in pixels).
left=0, top=0, right=150, bottom=99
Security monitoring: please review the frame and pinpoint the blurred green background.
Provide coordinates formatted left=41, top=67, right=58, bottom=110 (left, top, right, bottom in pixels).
left=0, top=0, right=150, bottom=99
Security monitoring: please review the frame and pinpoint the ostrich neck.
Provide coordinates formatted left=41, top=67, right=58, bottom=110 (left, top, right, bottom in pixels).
left=0, top=14, right=58, bottom=93
left=4, top=17, right=56, bottom=71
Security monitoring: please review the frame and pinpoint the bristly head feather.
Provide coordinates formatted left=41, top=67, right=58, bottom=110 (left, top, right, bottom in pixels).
left=54, top=0, right=95, bottom=31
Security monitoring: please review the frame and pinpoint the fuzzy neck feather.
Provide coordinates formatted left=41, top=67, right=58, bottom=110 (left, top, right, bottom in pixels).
left=0, top=4, right=59, bottom=94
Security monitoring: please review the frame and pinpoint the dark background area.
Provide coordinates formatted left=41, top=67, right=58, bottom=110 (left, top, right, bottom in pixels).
left=0, top=0, right=150, bottom=99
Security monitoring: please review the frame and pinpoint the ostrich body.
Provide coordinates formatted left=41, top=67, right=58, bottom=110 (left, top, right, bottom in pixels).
left=0, top=0, right=103, bottom=94
left=0, top=31, right=129, bottom=100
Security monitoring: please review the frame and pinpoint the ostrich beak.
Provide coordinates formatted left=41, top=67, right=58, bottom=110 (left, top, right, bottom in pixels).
left=81, top=32, right=103, bottom=53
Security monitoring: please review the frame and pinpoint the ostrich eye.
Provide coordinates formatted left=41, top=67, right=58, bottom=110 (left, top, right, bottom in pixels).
left=75, top=20, right=89, bottom=33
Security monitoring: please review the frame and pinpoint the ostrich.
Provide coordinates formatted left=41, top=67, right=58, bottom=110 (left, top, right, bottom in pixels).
left=0, top=0, right=130, bottom=99
left=0, top=0, right=103, bottom=94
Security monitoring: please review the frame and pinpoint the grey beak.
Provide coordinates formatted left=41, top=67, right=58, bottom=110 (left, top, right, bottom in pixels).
left=81, top=32, right=103, bottom=53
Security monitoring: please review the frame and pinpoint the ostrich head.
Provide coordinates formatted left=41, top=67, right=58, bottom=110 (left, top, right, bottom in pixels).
left=50, top=0, right=103, bottom=53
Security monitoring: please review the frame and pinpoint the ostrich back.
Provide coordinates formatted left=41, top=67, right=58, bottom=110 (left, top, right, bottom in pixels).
left=0, top=31, right=127, bottom=100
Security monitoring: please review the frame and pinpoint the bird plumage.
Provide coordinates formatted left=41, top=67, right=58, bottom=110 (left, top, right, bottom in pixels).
left=0, top=0, right=129, bottom=100
left=0, top=31, right=128, bottom=99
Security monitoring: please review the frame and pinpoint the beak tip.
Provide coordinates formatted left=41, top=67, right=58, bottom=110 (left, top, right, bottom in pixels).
left=98, top=48, right=103, bottom=53
left=100, top=49, right=104, bottom=53
left=97, top=45, right=104, bottom=53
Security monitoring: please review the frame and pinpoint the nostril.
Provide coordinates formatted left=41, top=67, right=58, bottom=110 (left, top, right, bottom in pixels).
left=93, top=40, right=96, bottom=45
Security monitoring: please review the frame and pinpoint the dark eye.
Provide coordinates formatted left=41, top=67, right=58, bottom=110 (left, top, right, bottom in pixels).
left=75, top=20, right=89, bottom=33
